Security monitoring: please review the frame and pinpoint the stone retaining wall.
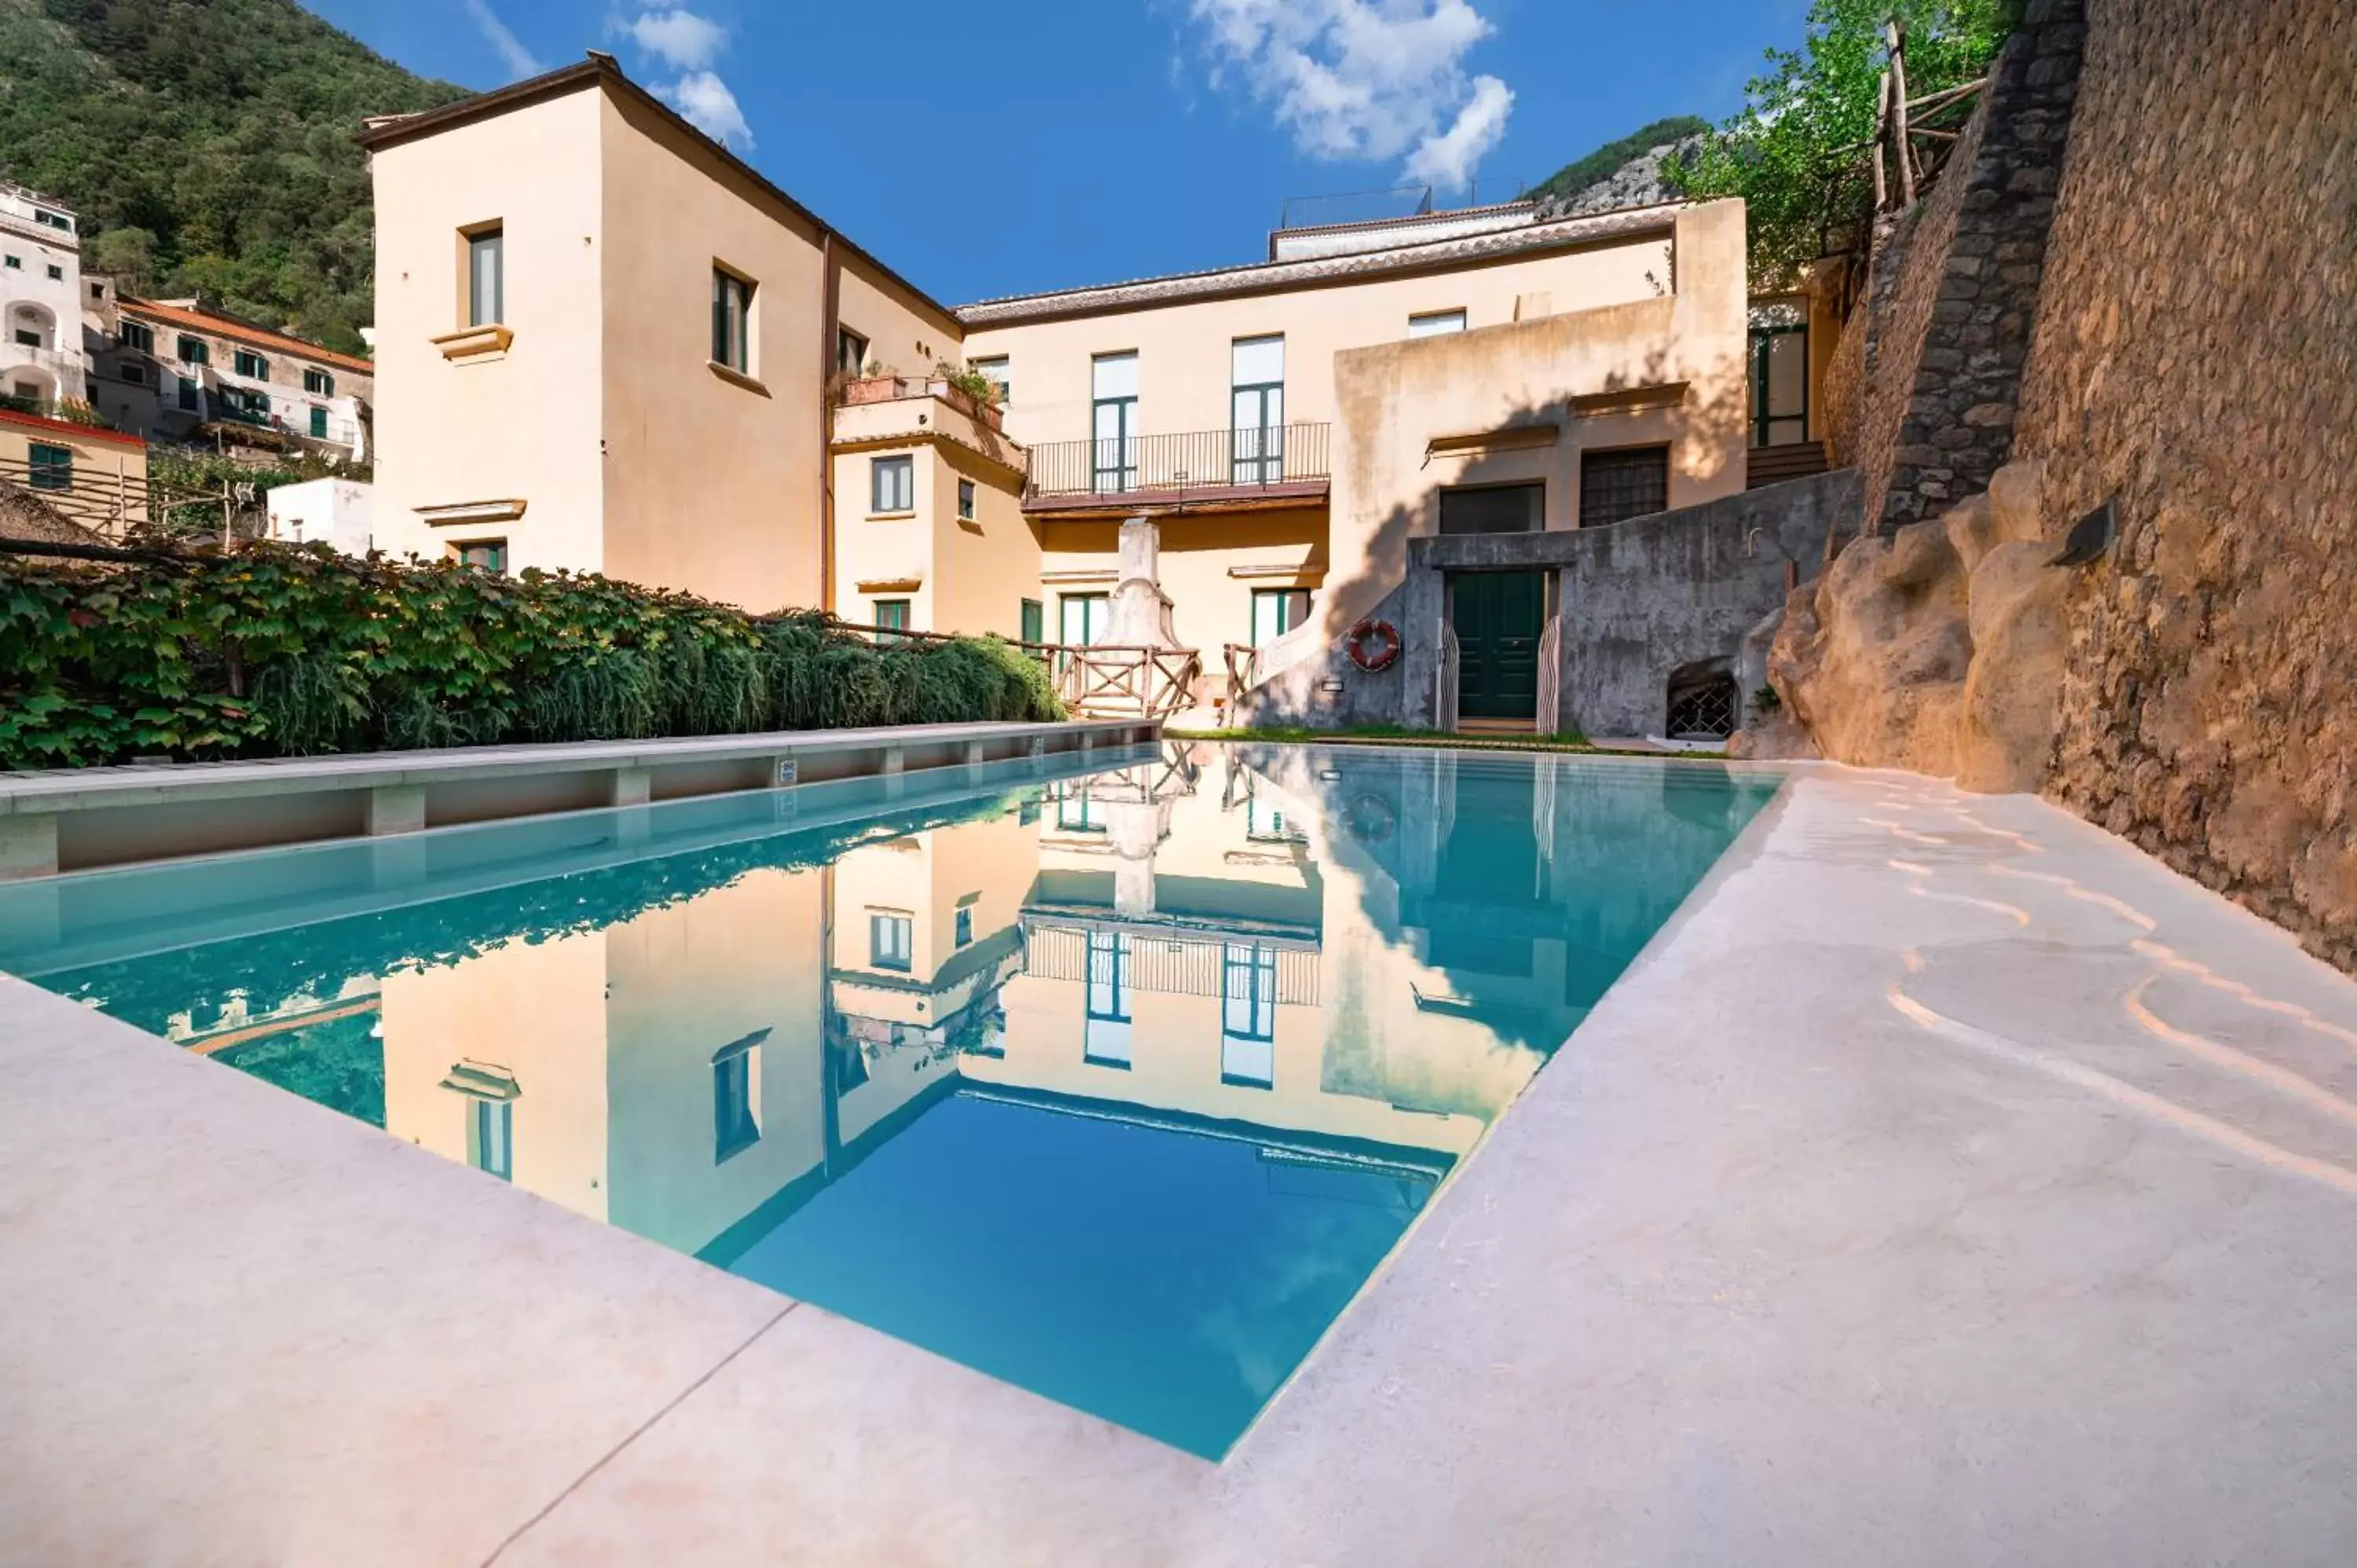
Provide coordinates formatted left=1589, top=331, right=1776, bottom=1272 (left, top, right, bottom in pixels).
left=2013, top=0, right=2357, bottom=969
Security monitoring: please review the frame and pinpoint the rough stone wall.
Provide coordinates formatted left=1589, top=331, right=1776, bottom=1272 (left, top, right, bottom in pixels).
left=1823, top=2, right=2087, bottom=532
left=1880, top=1, right=2085, bottom=530
left=2012, top=0, right=2357, bottom=969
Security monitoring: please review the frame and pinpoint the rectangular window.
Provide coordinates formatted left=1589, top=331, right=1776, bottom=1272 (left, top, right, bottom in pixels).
left=1220, top=943, right=1277, bottom=1087
left=10, top=330, right=35, bottom=349
left=1579, top=445, right=1671, bottom=527
left=1749, top=323, right=1809, bottom=447
left=1020, top=598, right=1043, bottom=646
left=711, top=1031, right=764, bottom=1163
left=1409, top=309, right=1468, bottom=338
left=119, top=361, right=148, bottom=387
left=302, top=367, right=333, bottom=396
left=970, top=355, right=1009, bottom=405
left=470, top=1098, right=513, bottom=1181
left=120, top=321, right=153, bottom=354
left=34, top=209, right=70, bottom=232
left=870, top=912, right=913, bottom=972
left=711, top=267, right=752, bottom=373
left=233, top=348, right=268, bottom=379
left=1083, top=931, right=1133, bottom=1068
left=1251, top=588, right=1310, bottom=647
left=46, top=264, right=62, bottom=281
left=871, top=454, right=914, bottom=513
left=837, top=326, right=869, bottom=376
left=309, top=406, right=328, bottom=439
left=176, top=377, right=199, bottom=412
left=178, top=335, right=207, bottom=365
left=468, top=228, right=504, bottom=328
left=2, top=256, right=18, bottom=270
left=1058, top=592, right=1110, bottom=647
left=954, top=903, right=974, bottom=949
left=1439, top=482, right=1544, bottom=535
left=1091, top=351, right=1138, bottom=493
left=957, top=477, right=976, bottom=520
left=453, top=540, right=508, bottom=573
left=873, top=599, right=911, bottom=639
left=27, top=444, right=72, bottom=493
left=1231, top=335, right=1285, bottom=485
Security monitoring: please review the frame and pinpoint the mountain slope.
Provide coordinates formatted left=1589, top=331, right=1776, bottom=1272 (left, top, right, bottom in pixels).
left=1525, top=115, right=1709, bottom=214
left=0, top=0, right=467, bottom=354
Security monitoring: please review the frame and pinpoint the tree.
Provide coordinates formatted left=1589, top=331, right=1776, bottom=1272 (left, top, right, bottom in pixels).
left=1676, top=0, right=2015, bottom=281
left=85, top=226, right=159, bottom=295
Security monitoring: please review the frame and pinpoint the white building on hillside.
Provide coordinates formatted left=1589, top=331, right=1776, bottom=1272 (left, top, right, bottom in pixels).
left=265, top=476, right=375, bottom=555
left=0, top=181, right=88, bottom=409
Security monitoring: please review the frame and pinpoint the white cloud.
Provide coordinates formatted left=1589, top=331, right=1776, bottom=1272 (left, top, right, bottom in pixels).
left=461, top=0, right=541, bottom=82
left=1184, top=0, right=1513, bottom=190
left=659, top=69, right=753, bottom=148
left=1404, top=73, right=1512, bottom=190
left=627, top=8, right=728, bottom=71
left=614, top=9, right=751, bottom=151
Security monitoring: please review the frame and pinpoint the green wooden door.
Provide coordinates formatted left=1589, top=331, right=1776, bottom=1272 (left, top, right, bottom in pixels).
left=1453, top=570, right=1545, bottom=722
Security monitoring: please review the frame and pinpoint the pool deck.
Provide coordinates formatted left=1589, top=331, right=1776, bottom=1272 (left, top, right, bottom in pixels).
left=5, top=763, right=2355, bottom=1565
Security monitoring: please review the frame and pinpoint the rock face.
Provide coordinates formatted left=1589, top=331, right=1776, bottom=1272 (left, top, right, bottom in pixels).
left=1535, top=137, right=1701, bottom=219
left=1760, top=458, right=2067, bottom=792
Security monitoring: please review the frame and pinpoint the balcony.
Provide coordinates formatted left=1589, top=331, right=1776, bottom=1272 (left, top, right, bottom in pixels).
left=1025, top=423, right=1331, bottom=515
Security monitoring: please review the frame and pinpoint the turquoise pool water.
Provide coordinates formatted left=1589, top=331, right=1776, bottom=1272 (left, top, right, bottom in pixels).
left=0, top=742, right=1779, bottom=1457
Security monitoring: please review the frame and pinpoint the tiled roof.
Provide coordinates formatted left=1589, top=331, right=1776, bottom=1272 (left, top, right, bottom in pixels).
left=117, top=297, right=375, bottom=375
left=955, top=200, right=1683, bottom=327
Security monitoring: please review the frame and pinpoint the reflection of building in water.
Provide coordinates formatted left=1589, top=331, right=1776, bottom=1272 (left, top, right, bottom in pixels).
left=377, top=866, right=839, bottom=1254
left=354, top=742, right=1619, bottom=1259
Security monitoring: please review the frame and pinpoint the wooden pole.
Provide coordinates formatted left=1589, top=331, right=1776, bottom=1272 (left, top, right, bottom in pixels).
left=1870, top=69, right=1891, bottom=212
left=1886, top=19, right=1918, bottom=207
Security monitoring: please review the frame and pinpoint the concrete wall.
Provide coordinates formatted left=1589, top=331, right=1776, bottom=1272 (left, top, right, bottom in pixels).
left=1313, top=200, right=1752, bottom=640
left=371, top=83, right=608, bottom=574
left=2011, top=0, right=2357, bottom=971
left=960, top=231, right=1676, bottom=447
left=1250, top=467, right=1857, bottom=737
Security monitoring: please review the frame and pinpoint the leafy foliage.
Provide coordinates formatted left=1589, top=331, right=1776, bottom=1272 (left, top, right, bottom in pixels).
left=1675, top=0, right=2015, bottom=279
left=1525, top=115, right=1711, bottom=206
left=0, top=0, right=467, bottom=354
left=0, top=547, right=1063, bottom=768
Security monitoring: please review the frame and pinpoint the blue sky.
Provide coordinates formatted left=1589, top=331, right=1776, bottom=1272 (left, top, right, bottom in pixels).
left=312, top=0, right=1811, bottom=306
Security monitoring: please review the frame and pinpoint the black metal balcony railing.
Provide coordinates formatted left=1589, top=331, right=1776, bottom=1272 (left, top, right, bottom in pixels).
left=1026, top=422, right=1331, bottom=500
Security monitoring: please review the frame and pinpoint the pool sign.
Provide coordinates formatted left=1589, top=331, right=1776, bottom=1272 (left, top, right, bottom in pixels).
left=775, top=757, right=799, bottom=786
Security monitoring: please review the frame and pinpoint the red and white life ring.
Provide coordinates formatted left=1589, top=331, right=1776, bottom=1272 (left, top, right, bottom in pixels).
left=1346, top=618, right=1402, bottom=672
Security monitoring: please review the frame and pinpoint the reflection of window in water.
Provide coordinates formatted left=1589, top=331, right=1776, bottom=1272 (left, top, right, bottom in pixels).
left=1053, top=784, right=1107, bottom=833
left=1246, top=794, right=1307, bottom=844
left=712, top=1031, right=763, bottom=1163
left=1083, top=931, right=1133, bottom=1068
left=471, top=1098, right=512, bottom=1181
left=1220, top=943, right=1277, bottom=1088
left=869, top=911, right=913, bottom=972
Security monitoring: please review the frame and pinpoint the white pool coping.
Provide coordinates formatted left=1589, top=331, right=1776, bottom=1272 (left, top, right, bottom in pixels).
left=5, top=764, right=2356, bottom=1564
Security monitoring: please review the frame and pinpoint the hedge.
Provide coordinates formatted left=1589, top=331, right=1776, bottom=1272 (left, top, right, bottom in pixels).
left=0, top=544, right=1061, bottom=769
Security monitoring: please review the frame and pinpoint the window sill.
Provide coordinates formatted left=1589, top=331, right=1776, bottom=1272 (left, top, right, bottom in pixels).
left=434, top=324, right=513, bottom=361
left=867, top=510, right=918, bottom=522
left=707, top=360, right=769, bottom=397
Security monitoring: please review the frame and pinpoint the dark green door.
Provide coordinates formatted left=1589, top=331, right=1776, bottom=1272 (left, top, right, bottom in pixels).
left=1453, top=570, right=1545, bottom=721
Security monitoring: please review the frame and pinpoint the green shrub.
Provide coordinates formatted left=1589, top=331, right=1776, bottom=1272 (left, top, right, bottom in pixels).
left=0, top=544, right=1064, bottom=768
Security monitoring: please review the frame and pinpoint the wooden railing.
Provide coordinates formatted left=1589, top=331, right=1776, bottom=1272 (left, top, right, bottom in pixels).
left=1054, top=643, right=1203, bottom=720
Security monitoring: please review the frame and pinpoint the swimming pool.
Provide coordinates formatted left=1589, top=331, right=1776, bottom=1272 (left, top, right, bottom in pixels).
left=0, top=742, right=1780, bottom=1458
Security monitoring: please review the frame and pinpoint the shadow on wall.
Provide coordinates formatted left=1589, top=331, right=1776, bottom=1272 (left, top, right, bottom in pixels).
left=1240, top=344, right=1850, bottom=738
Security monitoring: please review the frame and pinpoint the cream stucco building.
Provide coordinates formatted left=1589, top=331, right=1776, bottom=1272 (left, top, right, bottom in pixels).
left=364, top=54, right=1832, bottom=735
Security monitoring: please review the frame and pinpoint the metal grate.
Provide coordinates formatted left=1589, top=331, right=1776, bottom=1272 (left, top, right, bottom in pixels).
left=1579, top=445, right=1670, bottom=526
left=1666, top=674, right=1739, bottom=739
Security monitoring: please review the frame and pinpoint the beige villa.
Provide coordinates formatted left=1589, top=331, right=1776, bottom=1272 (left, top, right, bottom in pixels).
left=362, top=54, right=1837, bottom=735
